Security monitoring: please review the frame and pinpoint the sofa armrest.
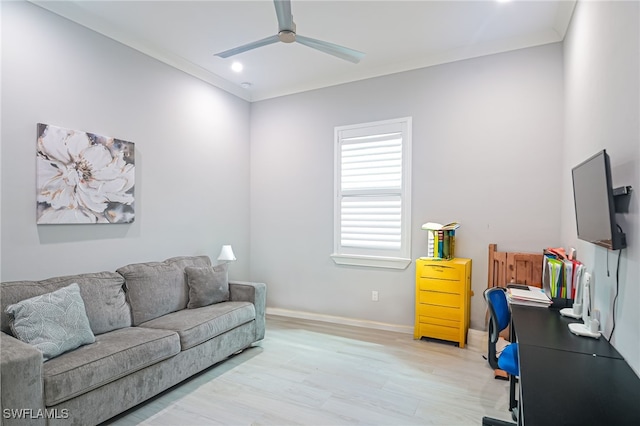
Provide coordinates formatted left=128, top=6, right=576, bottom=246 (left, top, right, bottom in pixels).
left=229, top=281, right=266, bottom=341
left=1, top=332, right=45, bottom=426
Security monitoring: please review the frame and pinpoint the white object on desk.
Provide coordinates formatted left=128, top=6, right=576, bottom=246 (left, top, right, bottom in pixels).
left=560, top=265, right=585, bottom=319
left=568, top=321, right=600, bottom=338
left=567, top=272, right=600, bottom=339
left=560, top=307, right=582, bottom=319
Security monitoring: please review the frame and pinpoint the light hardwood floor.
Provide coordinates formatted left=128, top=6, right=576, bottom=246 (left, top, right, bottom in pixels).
left=106, top=316, right=511, bottom=425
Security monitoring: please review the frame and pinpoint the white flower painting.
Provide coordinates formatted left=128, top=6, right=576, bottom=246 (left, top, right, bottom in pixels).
left=36, top=123, right=135, bottom=224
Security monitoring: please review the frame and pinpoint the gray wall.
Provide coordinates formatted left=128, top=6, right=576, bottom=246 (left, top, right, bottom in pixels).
left=250, top=43, right=564, bottom=331
left=561, top=1, right=639, bottom=374
left=3, top=0, right=636, bottom=375
left=1, top=1, right=252, bottom=281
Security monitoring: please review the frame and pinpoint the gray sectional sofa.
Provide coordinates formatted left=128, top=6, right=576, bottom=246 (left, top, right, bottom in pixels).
left=0, top=256, right=266, bottom=426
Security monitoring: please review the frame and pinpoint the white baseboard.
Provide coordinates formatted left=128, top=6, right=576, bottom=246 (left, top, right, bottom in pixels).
left=466, top=328, right=488, bottom=353
left=266, top=307, right=414, bottom=334
left=266, top=307, right=489, bottom=353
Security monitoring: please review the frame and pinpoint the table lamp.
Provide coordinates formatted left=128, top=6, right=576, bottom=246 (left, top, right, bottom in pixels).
left=217, top=245, right=236, bottom=264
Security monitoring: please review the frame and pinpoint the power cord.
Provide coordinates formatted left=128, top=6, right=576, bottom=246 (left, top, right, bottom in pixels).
left=608, top=225, right=624, bottom=341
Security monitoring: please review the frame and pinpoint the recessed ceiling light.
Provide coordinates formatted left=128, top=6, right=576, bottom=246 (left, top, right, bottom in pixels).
left=231, top=62, right=243, bottom=72
left=240, top=82, right=252, bottom=89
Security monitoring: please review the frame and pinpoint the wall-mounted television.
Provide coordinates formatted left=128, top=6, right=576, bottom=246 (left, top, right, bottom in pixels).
left=571, top=149, right=626, bottom=250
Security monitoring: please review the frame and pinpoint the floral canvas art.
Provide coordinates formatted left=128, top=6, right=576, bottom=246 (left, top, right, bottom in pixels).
left=36, top=123, right=135, bottom=224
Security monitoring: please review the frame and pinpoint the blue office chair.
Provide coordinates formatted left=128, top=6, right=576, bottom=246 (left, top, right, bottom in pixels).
left=482, top=287, right=518, bottom=426
left=485, top=287, right=519, bottom=377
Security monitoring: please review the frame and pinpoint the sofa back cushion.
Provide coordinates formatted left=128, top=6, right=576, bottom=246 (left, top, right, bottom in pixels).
left=1, top=272, right=131, bottom=336
left=116, top=256, right=211, bottom=326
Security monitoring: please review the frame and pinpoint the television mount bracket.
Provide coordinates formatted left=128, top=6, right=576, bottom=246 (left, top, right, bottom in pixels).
left=613, top=186, right=632, bottom=213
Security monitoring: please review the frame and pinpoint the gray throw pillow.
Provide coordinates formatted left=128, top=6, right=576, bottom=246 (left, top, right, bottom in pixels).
left=117, top=255, right=211, bottom=325
left=185, top=264, right=229, bottom=309
left=6, top=283, right=95, bottom=361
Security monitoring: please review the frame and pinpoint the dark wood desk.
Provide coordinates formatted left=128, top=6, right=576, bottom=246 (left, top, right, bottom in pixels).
left=511, top=305, right=640, bottom=425
left=510, top=305, right=622, bottom=358
left=518, top=345, right=640, bottom=425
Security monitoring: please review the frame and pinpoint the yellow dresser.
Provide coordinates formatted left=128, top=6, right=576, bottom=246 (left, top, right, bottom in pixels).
left=414, top=258, right=472, bottom=348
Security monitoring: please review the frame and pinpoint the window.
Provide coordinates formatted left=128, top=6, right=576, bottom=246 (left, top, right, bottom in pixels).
left=331, top=117, right=412, bottom=269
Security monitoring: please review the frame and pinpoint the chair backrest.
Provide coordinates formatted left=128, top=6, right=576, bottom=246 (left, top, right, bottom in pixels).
left=484, top=287, right=511, bottom=343
left=487, top=243, right=544, bottom=289
left=485, top=244, right=543, bottom=329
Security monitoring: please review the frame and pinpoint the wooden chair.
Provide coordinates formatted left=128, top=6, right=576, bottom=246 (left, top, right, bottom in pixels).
left=487, top=243, right=543, bottom=289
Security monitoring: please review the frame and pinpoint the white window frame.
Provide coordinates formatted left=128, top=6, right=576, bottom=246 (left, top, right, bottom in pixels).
left=331, top=117, right=412, bottom=269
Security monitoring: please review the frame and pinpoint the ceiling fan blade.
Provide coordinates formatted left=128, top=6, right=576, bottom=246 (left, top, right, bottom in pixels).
left=295, top=35, right=365, bottom=64
left=273, top=0, right=294, bottom=32
left=215, top=35, right=280, bottom=58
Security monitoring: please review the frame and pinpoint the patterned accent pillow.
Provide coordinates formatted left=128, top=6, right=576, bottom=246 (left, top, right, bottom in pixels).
left=185, top=264, right=229, bottom=309
left=6, top=283, right=95, bottom=361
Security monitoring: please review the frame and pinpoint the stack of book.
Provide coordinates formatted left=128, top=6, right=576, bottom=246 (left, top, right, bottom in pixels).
left=506, top=286, right=552, bottom=307
left=421, top=222, right=460, bottom=259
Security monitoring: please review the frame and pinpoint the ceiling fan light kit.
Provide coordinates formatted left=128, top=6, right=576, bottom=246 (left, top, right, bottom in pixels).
left=215, top=0, right=364, bottom=63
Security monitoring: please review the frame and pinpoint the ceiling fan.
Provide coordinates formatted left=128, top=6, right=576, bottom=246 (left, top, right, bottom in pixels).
left=214, top=0, right=365, bottom=64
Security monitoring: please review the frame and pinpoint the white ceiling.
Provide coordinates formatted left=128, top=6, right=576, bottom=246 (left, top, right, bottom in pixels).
left=32, top=0, right=576, bottom=102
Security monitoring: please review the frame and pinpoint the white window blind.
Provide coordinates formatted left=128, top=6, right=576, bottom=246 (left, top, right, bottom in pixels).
left=332, top=117, right=411, bottom=269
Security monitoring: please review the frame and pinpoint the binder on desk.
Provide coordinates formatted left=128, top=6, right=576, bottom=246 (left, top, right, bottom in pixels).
left=563, top=259, right=574, bottom=299
left=543, top=249, right=575, bottom=308
left=572, top=263, right=585, bottom=300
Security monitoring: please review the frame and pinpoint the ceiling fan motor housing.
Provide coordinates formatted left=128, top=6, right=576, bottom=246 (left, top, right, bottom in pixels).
left=278, top=30, right=296, bottom=43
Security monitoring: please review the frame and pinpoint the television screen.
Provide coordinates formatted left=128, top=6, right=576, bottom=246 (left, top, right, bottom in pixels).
left=571, top=150, right=626, bottom=250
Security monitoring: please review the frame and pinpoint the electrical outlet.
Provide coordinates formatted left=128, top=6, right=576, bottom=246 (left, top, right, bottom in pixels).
left=372, top=291, right=379, bottom=301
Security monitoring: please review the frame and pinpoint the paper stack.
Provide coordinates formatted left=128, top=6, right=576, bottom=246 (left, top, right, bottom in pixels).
left=507, top=286, right=552, bottom=308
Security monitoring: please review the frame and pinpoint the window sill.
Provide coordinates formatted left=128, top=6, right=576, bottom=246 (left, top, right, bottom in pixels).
left=330, top=254, right=412, bottom=270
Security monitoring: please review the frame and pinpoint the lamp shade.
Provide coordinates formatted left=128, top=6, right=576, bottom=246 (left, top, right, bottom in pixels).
left=217, top=245, right=236, bottom=262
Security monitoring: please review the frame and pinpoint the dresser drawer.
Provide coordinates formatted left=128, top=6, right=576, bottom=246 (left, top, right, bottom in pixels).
left=419, top=263, right=462, bottom=281
left=417, top=322, right=460, bottom=342
left=418, top=290, right=461, bottom=308
left=416, top=303, right=462, bottom=322
left=419, top=315, right=459, bottom=329
left=417, top=277, right=463, bottom=294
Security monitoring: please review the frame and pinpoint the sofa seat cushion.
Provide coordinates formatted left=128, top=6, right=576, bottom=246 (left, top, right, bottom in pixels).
left=43, top=327, right=180, bottom=406
left=139, top=301, right=255, bottom=350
